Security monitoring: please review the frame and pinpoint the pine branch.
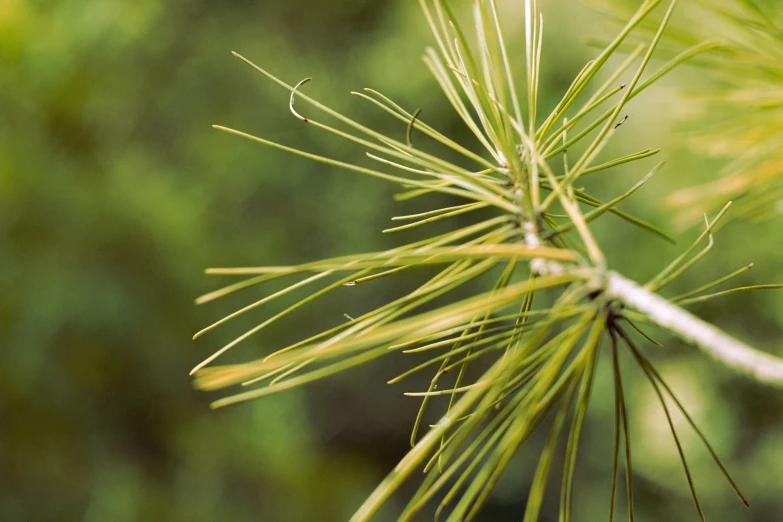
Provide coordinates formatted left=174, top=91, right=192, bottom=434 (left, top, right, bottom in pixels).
left=605, top=272, right=783, bottom=387
left=195, top=0, right=783, bottom=519
left=525, top=219, right=783, bottom=388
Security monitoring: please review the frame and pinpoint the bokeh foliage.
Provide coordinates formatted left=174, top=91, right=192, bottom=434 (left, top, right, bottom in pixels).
left=592, top=0, right=783, bottom=226
left=1, top=0, right=782, bottom=521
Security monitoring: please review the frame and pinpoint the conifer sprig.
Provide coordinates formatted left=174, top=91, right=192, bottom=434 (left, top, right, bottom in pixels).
left=195, top=0, right=783, bottom=519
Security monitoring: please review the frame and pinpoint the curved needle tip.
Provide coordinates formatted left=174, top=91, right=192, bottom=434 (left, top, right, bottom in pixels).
left=289, top=78, right=312, bottom=123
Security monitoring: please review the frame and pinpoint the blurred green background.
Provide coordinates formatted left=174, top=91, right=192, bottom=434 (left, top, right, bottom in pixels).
left=1, top=0, right=782, bottom=520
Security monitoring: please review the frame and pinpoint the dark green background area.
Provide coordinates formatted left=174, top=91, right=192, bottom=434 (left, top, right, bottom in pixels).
left=1, top=0, right=781, bottom=520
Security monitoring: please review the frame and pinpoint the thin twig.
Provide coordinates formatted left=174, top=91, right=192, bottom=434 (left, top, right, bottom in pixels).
left=605, top=271, right=783, bottom=388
